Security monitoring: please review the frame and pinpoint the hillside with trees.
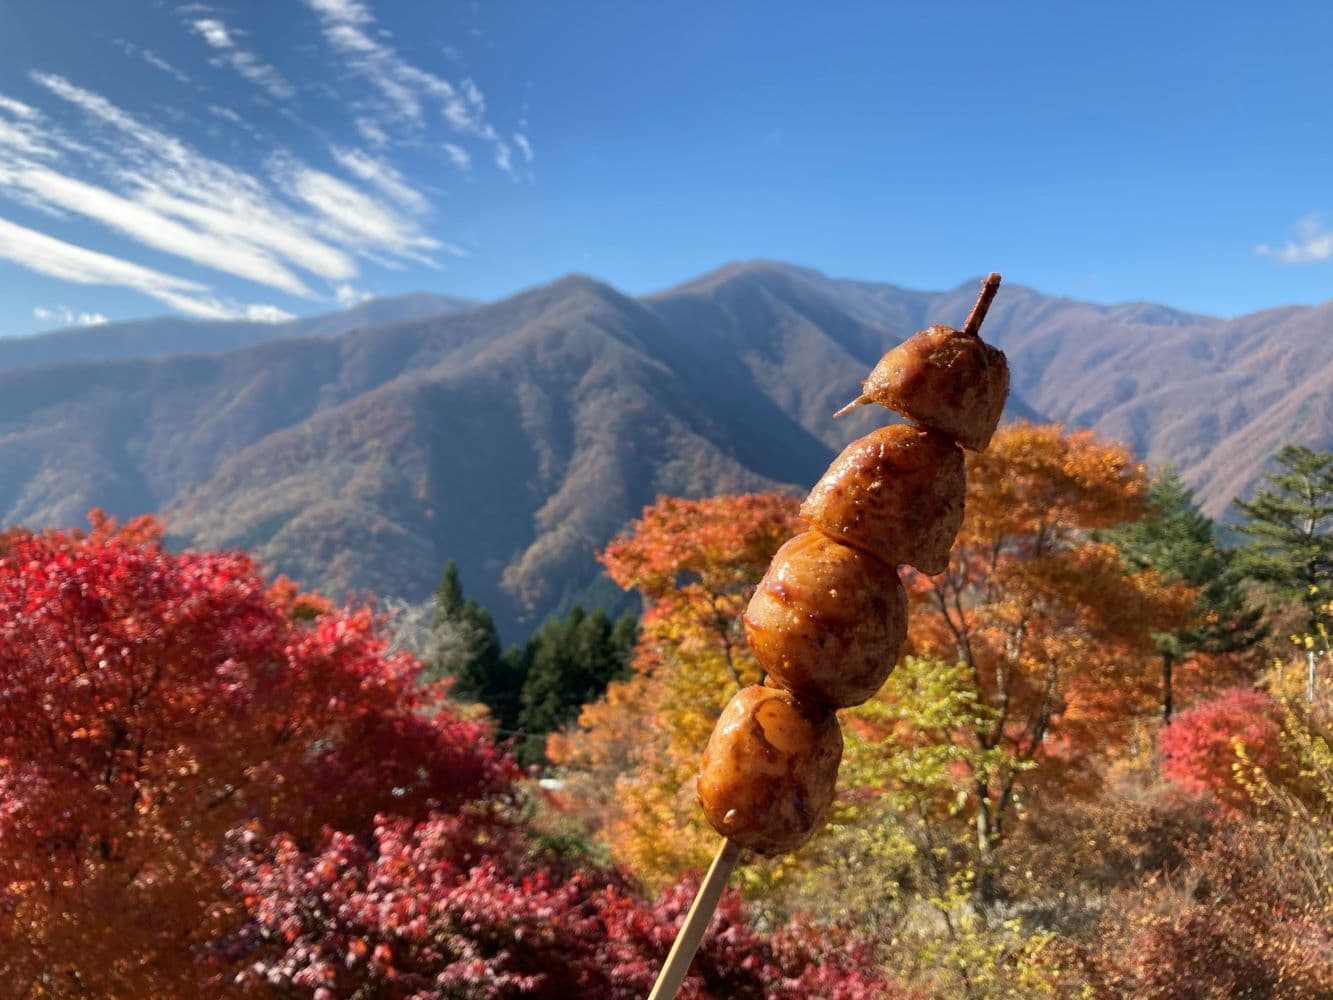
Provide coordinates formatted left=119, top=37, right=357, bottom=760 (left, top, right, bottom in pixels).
left=1, top=264, right=1332, bottom=638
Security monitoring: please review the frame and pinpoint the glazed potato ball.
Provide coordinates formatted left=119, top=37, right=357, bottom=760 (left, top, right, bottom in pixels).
left=800, top=424, right=964, bottom=575
left=745, top=529, right=907, bottom=707
left=855, top=325, right=1009, bottom=451
left=697, top=685, right=842, bottom=855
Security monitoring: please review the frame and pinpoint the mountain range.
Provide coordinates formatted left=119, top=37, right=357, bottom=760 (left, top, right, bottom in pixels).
left=0, top=292, right=476, bottom=370
left=2, top=262, right=1329, bottom=637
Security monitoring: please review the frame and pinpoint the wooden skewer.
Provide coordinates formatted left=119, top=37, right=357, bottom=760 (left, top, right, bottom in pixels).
left=647, top=838, right=743, bottom=1000
left=962, top=272, right=1002, bottom=337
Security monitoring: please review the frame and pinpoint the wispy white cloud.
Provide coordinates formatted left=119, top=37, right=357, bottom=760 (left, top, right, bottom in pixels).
left=136, top=184, right=357, bottom=283
left=1256, top=214, right=1333, bottom=264
left=141, top=49, right=192, bottom=84
left=493, top=143, right=513, bottom=178
left=0, top=214, right=235, bottom=318
left=303, top=0, right=521, bottom=176
left=335, top=282, right=372, bottom=305
left=8, top=72, right=453, bottom=319
left=354, top=116, right=389, bottom=148
left=244, top=303, right=295, bottom=323
left=26, top=74, right=351, bottom=288
left=114, top=39, right=193, bottom=85
left=331, top=146, right=429, bottom=213
left=0, top=94, right=39, bottom=120
left=0, top=116, right=53, bottom=159
left=4, top=9, right=501, bottom=322
left=280, top=159, right=439, bottom=263
left=29, top=72, right=412, bottom=280
left=34, top=305, right=108, bottom=327
left=513, top=133, right=532, bottom=164
left=0, top=164, right=313, bottom=296
left=307, top=0, right=373, bottom=26
left=442, top=143, right=471, bottom=172
left=189, top=17, right=297, bottom=101
left=206, top=103, right=262, bottom=139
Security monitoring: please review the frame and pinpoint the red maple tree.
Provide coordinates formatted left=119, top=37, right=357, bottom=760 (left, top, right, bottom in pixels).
left=0, top=512, right=512, bottom=996
left=1157, top=687, right=1287, bottom=807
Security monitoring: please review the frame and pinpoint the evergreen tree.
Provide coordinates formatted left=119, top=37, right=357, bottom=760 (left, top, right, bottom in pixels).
left=1233, top=444, right=1333, bottom=632
left=423, top=561, right=525, bottom=730
left=515, top=605, right=637, bottom=762
left=1114, top=468, right=1265, bottom=721
left=610, top=608, right=639, bottom=659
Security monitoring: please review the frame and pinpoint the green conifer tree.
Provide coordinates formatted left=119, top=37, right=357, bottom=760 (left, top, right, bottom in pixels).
left=515, top=605, right=636, bottom=762
left=1233, top=445, right=1333, bottom=632
left=424, top=561, right=524, bottom=730
left=1115, top=468, right=1265, bottom=721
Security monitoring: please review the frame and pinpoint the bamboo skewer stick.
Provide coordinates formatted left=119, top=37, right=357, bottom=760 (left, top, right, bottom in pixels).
left=647, top=838, right=743, bottom=1000
left=962, top=272, right=1002, bottom=337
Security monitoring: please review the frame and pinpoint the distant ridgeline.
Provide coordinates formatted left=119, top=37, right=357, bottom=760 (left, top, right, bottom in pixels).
left=1, top=261, right=1330, bottom=637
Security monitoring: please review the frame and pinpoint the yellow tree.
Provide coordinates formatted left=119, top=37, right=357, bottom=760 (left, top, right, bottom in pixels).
left=548, top=494, right=800, bottom=885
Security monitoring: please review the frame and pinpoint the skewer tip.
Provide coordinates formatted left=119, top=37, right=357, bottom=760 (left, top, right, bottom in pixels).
left=832, top=394, right=870, bottom=419
left=962, top=272, right=1002, bottom=337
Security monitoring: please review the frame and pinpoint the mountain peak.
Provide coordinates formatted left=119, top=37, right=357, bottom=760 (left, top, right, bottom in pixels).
left=547, top=272, right=621, bottom=296
left=652, top=259, right=826, bottom=298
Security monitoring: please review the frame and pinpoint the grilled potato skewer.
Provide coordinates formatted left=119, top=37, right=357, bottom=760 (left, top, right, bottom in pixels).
left=696, top=274, right=1006, bottom=856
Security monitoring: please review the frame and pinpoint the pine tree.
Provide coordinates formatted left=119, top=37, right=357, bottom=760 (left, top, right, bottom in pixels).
left=515, top=605, right=636, bottom=761
left=1114, top=467, right=1265, bottom=721
left=424, top=561, right=525, bottom=730
left=1233, top=445, right=1333, bottom=632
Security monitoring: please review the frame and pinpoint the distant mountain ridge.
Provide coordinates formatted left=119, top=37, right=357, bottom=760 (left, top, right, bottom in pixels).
left=0, top=293, right=478, bottom=371
left=1, top=262, right=1329, bottom=637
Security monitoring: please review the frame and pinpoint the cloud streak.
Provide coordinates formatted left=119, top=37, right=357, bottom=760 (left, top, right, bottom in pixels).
left=442, top=143, right=471, bottom=172
left=28, top=73, right=435, bottom=277
left=114, top=40, right=193, bottom=85
left=189, top=17, right=296, bottom=102
left=0, top=72, right=460, bottom=319
left=0, top=214, right=236, bottom=318
left=331, top=147, right=429, bottom=213
left=1, top=165, right=313, bottom=296
left=303, top=0, right=517, bottom=176
left=282, top=161, right=439, bottom=263
left=0, top=6, right=524, bottom=323
left=34, top=305, right=108, bottom=327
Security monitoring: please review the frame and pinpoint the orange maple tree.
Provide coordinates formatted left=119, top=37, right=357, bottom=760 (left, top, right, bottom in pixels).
left=549, top=493, right=801, bottom=883
left=904, top=423, right=1195, bottom=883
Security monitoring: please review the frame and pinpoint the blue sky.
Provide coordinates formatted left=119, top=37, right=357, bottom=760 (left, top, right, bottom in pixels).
left=0, top=1, right=1328, bottom=336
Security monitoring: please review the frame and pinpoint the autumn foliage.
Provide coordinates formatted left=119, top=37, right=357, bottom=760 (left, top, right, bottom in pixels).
left=0, top=510, right=890, bottom=997
left=0, top=513, right=512, bottom=995
left=221, top=814, right=894, bottom=999
left=903, top=425, right=1197, bottom=874
left=4, top=422, right=1330, bottom=998
left=1062, top=816, right=1333, bottom=998
left=1158, top=687, right=1287, bottom=807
